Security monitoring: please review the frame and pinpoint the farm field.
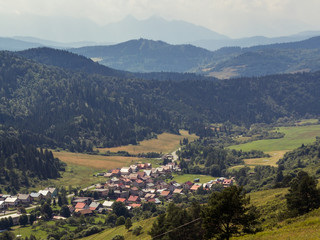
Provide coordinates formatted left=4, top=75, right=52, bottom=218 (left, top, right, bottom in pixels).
left=229, top=124, right=320, bottom=152
left=52, top=151, right=142, bottom=170
left=97, top=130, right=198, bottom=155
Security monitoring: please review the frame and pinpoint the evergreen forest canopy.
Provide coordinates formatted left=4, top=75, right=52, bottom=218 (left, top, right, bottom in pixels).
left=0, top=132, right=65, bottom=193
left=1, top=50, right=320, bottom=152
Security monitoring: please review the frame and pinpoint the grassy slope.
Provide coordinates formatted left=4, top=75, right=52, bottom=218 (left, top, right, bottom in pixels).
left=97, top=130, right=198, bottom=155
left=229, top=125, right=320, bottom=152
left=170, top=173, right=216, bottom=184
left=81, top=218, right=155, bottom=240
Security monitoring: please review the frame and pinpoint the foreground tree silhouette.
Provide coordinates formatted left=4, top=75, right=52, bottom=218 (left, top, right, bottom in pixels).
left=285, top=171, right=320, bottom=216
left=202, top=186, right=259, bottom=240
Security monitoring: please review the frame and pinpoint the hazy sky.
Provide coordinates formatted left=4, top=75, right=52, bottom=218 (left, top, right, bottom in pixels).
left=0, top=0, right=319, bottom=38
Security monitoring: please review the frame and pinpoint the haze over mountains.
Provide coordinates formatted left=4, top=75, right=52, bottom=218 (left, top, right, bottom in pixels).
left=1, top=15, right=320, bottom=51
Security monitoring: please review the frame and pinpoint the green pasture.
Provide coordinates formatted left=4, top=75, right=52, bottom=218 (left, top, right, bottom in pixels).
left=229, top=124, right=320, bottom=152
left=170, top=173, right=216, bottom=184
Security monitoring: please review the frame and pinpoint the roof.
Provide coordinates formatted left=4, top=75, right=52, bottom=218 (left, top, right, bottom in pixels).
left=18, top=194, right=30, bottom=200
left=190, top=185, right=201, bottom=191
left=116, top=198, right=126, bottom=203
left=102, top=201, right=114, bottom=208
left=112, top=169, right=120, bottom=174
left=38, top=190, right=50, bottom=196
left=30, top=192, right=41, bottom=198
left=0, top=201, right=5, bottom=205
left=75, top=209, right=93, bottom=215
left=131, top=187, right=139, bottom=191
left=160, top=191, right=170, bottom=197
left=129, top=203, right=141, bottom=208
left=128, top=195, right=139, bottom=202
left=173, top=189, right=183, bottom=194
left=5, top=197, right=18, bottom=203
left=75, top=202, right=87, bottom=209
left=89, top=202, right=101, bottom=209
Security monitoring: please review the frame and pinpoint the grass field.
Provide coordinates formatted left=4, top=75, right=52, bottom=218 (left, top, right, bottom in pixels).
left=81, top=217, right=155, bottom=240
left=52, top=151, right=142, bottom=170
left=97, top=130, right=198, bottom=155
left=243, top=150, right=287, bottom=167
left=170, top=173, right=216, bottom=184
left=229, top=124, right=320, bottom=152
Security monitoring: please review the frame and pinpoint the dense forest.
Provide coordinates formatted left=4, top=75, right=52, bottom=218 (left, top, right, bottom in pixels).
left=0, top=132, right=65, bottom=193
left=1, top=50, right=320, bottom=151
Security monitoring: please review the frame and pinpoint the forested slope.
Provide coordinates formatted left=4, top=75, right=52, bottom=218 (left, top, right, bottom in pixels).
left=1, top=51, right=320, bottom=151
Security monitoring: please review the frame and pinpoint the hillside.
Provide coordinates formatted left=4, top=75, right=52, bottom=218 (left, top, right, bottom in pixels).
left=2, top=50, right=320, bottom=151
left=69, top=37, right=320, bottom=78
left=70, top=39, right=213, bottom=72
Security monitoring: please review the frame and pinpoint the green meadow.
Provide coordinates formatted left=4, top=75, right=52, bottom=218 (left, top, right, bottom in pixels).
left=229, top=124, right=320, bottom=152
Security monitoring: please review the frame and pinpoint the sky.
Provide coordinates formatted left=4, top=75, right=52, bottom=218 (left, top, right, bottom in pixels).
left=0, top=0, right=319, bottom=38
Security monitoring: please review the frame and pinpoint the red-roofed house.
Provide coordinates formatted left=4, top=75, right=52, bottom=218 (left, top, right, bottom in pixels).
left=128, top=195, right=140, bottom=203
left=190, top=184, right=201, bottom=191
left=160, top=191, right=170, bottom=197
left=129, top=203, right=141, bottom=208
left=75, top=202, right=88, bottom=209
left=116, top=198, right=127, bottom=203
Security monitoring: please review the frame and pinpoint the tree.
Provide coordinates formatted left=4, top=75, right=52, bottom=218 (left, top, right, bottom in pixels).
left=285, top=171, right=320, bottom=216
left=115, top=216, right=125, bottom=226
left=19, top=214, right=29, bottom=226
left=112, top=201, right=129, bottom=217
left=29, top=214, right=36, bottom=226
left=41, top=202, right=53, bottom=220
left=60, top=205, right=71, bottom=218
left=125, top=218, right=132, bottom=230
left=202, top=186, right=259, bottom=240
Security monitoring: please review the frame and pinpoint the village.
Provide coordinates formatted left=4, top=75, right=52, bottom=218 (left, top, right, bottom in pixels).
left=0, top=154, right=234, bottom=226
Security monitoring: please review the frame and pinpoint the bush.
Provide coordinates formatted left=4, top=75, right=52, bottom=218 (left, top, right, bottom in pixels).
left=132, top=225, right=143, bottom=236
left=112, top=235, right=124, bottom=240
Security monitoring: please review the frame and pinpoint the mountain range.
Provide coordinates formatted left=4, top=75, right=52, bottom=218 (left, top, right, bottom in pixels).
left=1, top=15, right=320, bottom=50
left=69, top=36, right=320, bottom=78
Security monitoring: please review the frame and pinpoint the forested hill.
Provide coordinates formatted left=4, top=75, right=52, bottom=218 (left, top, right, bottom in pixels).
left=18, top=47, right=215, bottom=82
left=1, top=51, right=320, bottom=151
left=0, top=133, right=65, bottom=193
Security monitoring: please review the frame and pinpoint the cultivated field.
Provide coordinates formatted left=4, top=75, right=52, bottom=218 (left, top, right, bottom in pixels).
left=52, top=151, right=142, bottom=170
left=229, top=124, right=320, bottom=152
left=97, top=130, right=198, bottom=155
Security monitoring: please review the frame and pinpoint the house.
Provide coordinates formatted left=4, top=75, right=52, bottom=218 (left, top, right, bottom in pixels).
left=104, top=172, right=113, bottom=178
left=137, top=171, right=146, bottom=179
left=18, top=194, right=32, bottom=205
left=173, top=189, right=183, bottom=194
left=116, top=198, right=127, bottom=204
left=130, top=187, right=139, bottom=196
left=223, top=179, right=233, bottom=187
left=129, top=203, right=141, bottom=208
left=120, top=167, right=132, bottom=176
left=137, top=163, right=146, bottom=169
left=160, top=191, right=171, bottom=198
left=0, top=201, right=7, bottom=210
left=44, top=188, right=58, bottom=198
left=5, top=197, right=19, bottom=207
left=38, top=190, right=51, bottom=199
left=0, top=213, right=20, bottom=225
left=92, top=189, right=109, bottom=197
left=128, top=195, right=140, bottom=203
left=144, top=193, right=156, bottom=199
left=72, top=197, right=93, bottom=205
left=190, top=184, right=201, bottom=191
left=129, top=165, right=139, bottom=172
left=30, top=192, right=43, bottom=201
left=183, top=181, right=193, bottom=190
left=102, top=201, right=114, bottom=210
left=111, top=169, right=121, bottom=177
left=75, top=209, right=93, bottom=216
left=89, top=202, right=102, bottom=211
left=144, top=170, right=152, bottom=177
left=128, top=173, right=138, bottom=181
left=133, top=179, right=145, bottom=188
left=75, top=202, right=88, bottom=210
